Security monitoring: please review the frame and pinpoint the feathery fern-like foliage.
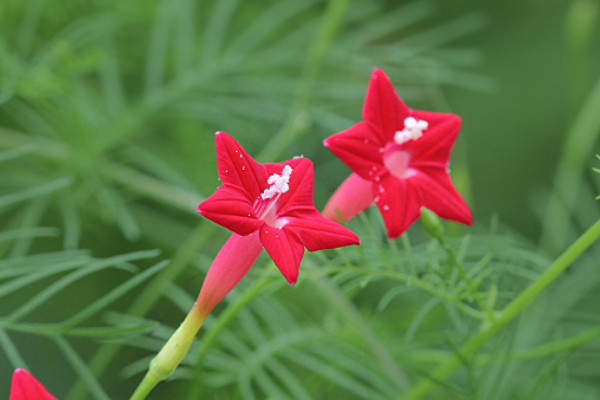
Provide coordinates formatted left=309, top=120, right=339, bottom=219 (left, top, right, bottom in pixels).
left=1, top=1, right=599, bottom=399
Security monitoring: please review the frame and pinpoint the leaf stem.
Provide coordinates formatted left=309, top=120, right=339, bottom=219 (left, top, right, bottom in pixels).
left=436, top=236, right=496, bottom=322
left=399, top=217, right=600, bottom=400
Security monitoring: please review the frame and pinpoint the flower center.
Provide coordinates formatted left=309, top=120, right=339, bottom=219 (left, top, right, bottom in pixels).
left=254, top=165, right=293, bottom=228
left=394, top=116, right=428, bottom=144
left=261, top=164, right=292, bottom=199
left=383, top=150, right=414, bottom=179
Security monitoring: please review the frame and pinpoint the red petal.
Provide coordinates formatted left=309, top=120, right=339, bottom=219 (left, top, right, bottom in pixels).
left=259, top=225, right=305, bottom=284
left=284, top=211, right=360, bottom=251
left=374, top=174, right=422, bottom=238
left=215, top=132, right=266, bottom=200
left=198, top=184, right=262, bottom=236
left=412, top=168, right=472, bottom=226
left=10, top=369, right=58, bottom=400
left=405, top=111, right=461, bottom=168
left=323, top=121, right=387, bottom=180
left=362, top=68, right=410, bottom=144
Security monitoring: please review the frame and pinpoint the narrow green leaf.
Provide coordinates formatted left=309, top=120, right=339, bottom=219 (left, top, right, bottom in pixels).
left=0, top=176, right=73, bottom=209
left=53, top=336, right=110, bottom=400
left=59, top=260, right=167, bottom=329
left=0, top=328, right=28, bottom=369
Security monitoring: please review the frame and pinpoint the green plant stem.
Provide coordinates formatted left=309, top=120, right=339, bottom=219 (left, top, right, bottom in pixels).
left=129, top=306, right=207, bottom=400
left=257, top=0, right=349, bottom=162
left=538, top=74, right=600, bottom=253
left=476, top=324, right=600, bottom=364
left=66, top=225, right=213, bottom=400
left=399, top=217, right=600, bottom=400
left=185, top=274, right=278, bottom=400
left=436, top=236, right=495, bottom=322
left=310, top=272, right=411, bottom=391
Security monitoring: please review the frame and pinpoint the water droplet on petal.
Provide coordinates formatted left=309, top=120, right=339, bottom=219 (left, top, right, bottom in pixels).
left=364, top=139, right=369, bottom=143
left=383, top=205, right=390, bottom=211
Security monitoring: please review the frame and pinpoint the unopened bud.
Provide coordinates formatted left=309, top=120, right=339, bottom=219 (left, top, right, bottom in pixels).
left=420, top=207, right=444, bottom=239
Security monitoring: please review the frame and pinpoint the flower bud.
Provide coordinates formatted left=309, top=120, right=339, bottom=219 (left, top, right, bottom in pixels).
left=420, top=207, right=444, bottom=239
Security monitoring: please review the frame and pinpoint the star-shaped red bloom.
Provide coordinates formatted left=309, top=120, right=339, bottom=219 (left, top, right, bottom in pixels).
left=198, top=132, right=359, bottom=284
left=323, top=68, right=472, bottom=238
left=10, top=369, right=58, bottom=400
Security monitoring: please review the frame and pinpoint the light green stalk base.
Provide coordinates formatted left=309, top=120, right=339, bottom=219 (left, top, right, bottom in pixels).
left=129, top=307, right=207, bottom=400
left=399, top=218, right=600, bottom=400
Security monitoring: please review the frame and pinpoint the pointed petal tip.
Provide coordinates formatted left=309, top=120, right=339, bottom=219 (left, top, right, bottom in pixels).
left=214, top=131, right=229, bottom=142
left=386, top=230, right=402, bottom=240
left=12, top=368, right=30, bottom=379
left=450, top=113, right=462, bottom=128
left=286, top=276, right=297, bottom=285
left=464, top=211, right=473, bottom=226
left=370, top=67, right=389, bottom=80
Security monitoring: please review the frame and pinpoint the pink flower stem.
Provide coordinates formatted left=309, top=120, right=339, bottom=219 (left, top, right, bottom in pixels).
left=322, top=173, right=374, bottom=223
left=129, top=233, right=263, bottom=400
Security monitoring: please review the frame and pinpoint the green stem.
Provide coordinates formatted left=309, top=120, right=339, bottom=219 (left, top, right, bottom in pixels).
left=129, top=306, right=207, bottom=400
left=185, top=274, right=278, bottom=400
left=310, top=271, right=411, bottom=391
left=67, top=225, right=213, bottom=400
left=538, top=74, right=600, bottom=253
left=399, top=218, right=600, bottom=400
left=437, top=236, right=495, bottom=322
left=257, top=0, right=350, bottom=162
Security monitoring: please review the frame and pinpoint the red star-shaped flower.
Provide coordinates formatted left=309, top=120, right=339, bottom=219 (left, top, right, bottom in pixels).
left=198, top=132, right=359, bottom=285
left=323, top=68, right=472, bottom=238
left=10, top=369, right=58, bottom=400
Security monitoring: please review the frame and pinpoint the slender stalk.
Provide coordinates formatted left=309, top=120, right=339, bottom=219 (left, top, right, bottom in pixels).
left=129, top=233, right=263, bottom=400
left=257, top=0, right=350, bottom=162
left=129, top=306, right=207, bottom=400
left=185, top=274, right=277, bottom=400
left=399, top=218, right=600, bottom=400
left=67, top=225, right=214, bottom=400
left=538, top=75, right=600, bottom=253
left=436, top=236, right=496, bottom=322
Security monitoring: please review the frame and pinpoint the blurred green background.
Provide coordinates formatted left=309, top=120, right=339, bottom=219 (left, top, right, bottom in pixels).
left=1, top=0, right=599, bottom=399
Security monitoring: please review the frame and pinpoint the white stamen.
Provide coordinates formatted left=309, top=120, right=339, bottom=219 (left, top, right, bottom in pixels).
left=394, top=116, right=429, bottom=144
left=261, top=165, right=293, bottom=199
